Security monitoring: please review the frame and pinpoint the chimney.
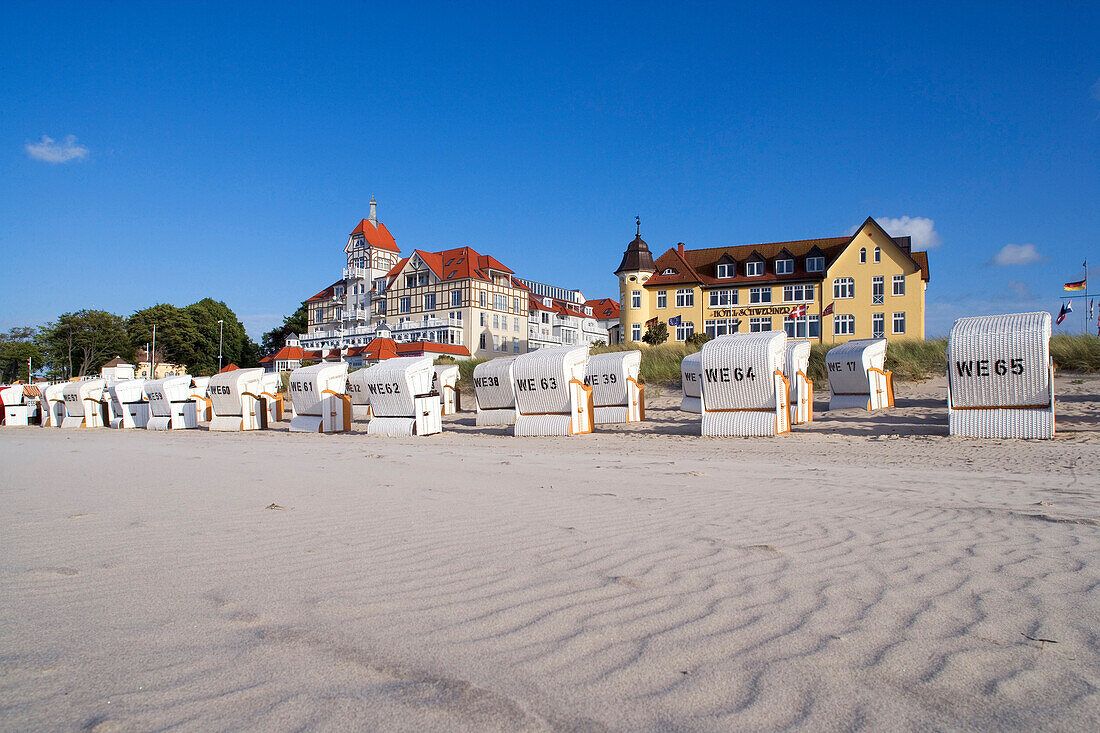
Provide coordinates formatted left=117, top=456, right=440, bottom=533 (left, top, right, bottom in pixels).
left=368, top=196, right=377, bottom=224
left=677, top=242, right=685, bottom=257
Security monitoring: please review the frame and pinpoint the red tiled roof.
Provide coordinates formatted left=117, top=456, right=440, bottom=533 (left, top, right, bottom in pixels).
left=362, top=337, right=399, bottom=361
left=217, top=363, right=240, bottom=374
left=395, top=342, right=471, bottom=357
left=259, top=345, right=305, bottom=363
left=585, top=298, right=620, bottom=319
left=349, top=218, right=400, bottom=252
left=528, top=294, right=555, bottom=312
left=305, top=281, right=343, bottom=303
left=389, top=246, right=517, bottom=287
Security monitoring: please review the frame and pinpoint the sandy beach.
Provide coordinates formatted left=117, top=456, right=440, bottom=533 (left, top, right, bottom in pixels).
left=2, top=374, right=1098, bottom=731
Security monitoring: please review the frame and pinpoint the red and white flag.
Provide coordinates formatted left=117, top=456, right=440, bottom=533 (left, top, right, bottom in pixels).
left=822, top=302, right=835, bottom=316
left=786, top=304, right=808, bottom=320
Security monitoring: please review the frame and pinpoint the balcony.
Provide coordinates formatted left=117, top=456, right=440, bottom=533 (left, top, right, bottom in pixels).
left=343, top=266, right=370, bottom=281
left=393, top=317, right=463, bottom=331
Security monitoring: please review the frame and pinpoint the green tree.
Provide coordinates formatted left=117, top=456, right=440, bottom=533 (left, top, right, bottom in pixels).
left=262, top=303, right=308, bottom=355
left=0, top=327, right=43, bottom=382
left=127, top=304, right=206, bottom=372
left=185, top=298, right=260, bottom=371
left=642, top=322, right=669, bottom=345
left=37, top=310, right=132, bottom=378
left=685, top=332, right=711, bottom=347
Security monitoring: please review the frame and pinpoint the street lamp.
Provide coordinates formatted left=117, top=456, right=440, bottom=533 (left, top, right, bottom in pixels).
left=217, top=319, right=224, bottom=372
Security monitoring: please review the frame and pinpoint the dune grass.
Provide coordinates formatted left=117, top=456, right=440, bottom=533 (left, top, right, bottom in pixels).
left=438, top=334, right=1100, bottom=393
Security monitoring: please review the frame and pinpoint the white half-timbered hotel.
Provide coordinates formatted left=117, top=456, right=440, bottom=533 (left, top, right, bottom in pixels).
left=300, top=199, right=620, bottom=359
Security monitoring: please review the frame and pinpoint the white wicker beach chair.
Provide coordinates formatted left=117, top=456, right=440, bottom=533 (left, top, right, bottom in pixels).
left=700, top=331, right=790, bottom=437
left=346, top=368, right=374, bottom=422
left=826, top=339, right=894, bottom=411
left=361, top=356, right=441, bottom=437
left=474, top=357, right=517, bottom=427
left=62, top=379, right=108, bottom=429
left=40, top=383, right=67, bottom=427
left=680, top=351, right=704, bottom=413
left=585, top=351, right=644, bottom=424
left=784, top=341, right=813, bottom=425
left=146, top=376, right=198, bottom=430
left=288, top=363, right=351, bottom=433
left=434, top=364, right=461, bottom=416
left=947, top=311, right=1054, bottom=439
left=2, top=385, right=30, bottom=426
left=109, top=380, right=150, bottom=428
left=208, top=368, right=266, bottom=431
left=260, top=372, right=284, bottom=423
left=512, top=346, right=593, bottom=437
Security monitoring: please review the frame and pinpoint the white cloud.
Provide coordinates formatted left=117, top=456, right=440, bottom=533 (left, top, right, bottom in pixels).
left=875, top=216, right=942, bottom=250
left=991, top=243, right=1043, bottom=266
left=25, top=134, right=89, bottom=163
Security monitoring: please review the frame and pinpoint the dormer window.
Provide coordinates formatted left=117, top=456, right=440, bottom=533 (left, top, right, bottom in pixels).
left=746, top=261, right=764, bottom=277
left=859, top=247, right=867, bottom=264
left=775, top=259, right=794, bottom=275
left=715, top=263, right=735, bottom=279
left=806, top=256, right=825, bottom=272
left=584, top=306, right=592, bottom=316
left=662, top=268, right=678, bottom=276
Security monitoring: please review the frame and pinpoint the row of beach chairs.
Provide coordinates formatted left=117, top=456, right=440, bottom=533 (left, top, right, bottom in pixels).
left=0, top=312, right=1059, bottom=439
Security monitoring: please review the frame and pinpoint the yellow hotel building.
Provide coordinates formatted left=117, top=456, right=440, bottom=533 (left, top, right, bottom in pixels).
left=616, top=217, right=929, bottom=344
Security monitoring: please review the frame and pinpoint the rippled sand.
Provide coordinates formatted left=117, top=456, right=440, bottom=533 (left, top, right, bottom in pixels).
left=1, top=375, right=1098, bottom=731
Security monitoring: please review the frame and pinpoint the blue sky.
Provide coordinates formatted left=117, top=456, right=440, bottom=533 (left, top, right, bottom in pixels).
left=2, top=1, right=1098, bottom=338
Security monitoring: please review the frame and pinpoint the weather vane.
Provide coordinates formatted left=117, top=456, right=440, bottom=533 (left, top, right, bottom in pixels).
left=636, top=216, right=641, bottom=236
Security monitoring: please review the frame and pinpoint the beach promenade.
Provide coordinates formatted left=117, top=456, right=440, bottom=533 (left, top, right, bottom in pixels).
left=2, top=375, right=1098, bottom=731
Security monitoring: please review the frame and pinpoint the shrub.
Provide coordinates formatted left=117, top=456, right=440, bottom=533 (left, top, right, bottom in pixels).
left=685, top=332, right=712, bottom=347
left=642, top=322, right=668, bottom=345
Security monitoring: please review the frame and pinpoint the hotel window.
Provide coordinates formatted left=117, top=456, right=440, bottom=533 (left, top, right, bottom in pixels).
left=479, top=334, right=486, bottom=350
left=746, top=260, right=764, bottom=276
left=784, top=314, right=820, bottom=339
left=493, top=294, right=506, bottom=311
left=377, top=300, right=386, bottom=315
left=676, top=289, right=694, bottom=307
left=834, top=314, right=855, bottom=335
left=709, top=289, right=735, bottom=307
left=750, top=287, right=772, bottom=304
left=675, top=321, right=695, bottom=341
left=513, top=338, right=520, bottom=353
left=872, top=313, right=885, bottom=338
left=513, top=297, right=521, bottom=313
left=493, top=314, right=499, bottom=329
left=874, top=246, right=881, bottom=263
left=783, top=284, right=814, bottom=302
left=631, top=290, right=641, bottom=309
left=451, top=289, right=461, bottom=307
left=806, top=256, right=825, bottom=272
left=833, top=278, right=854, bottom=299
left=541, top=312, right=550, bottom=324
left=399, top=297, right=411, bottom=314
left=480, top=313, right=487, bottom=327
left=424, top=293, right=436, bottom=311
left=859, top=248, right=867, bottom=264
left=656, top=290, right=667, bottom=309
left=715, top=263, right=735, bottom=278
left=705, top=318, right=738, bottom=338
left=514, top=317, right=520, bottom=332
left=893, top=312, right=906, bottom=334
left=480, top=291, right=487, bottom=308
left=631, top=323, right=642, bottom=341
left=749, top=316, right=771, bottom=332
left=893, top=275, right=905, bottom=296
left=872, top=276, right=885, bottom=305
left=775, top=259, right=794, bottom=275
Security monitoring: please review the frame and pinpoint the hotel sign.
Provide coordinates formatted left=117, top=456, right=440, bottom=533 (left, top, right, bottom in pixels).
left=710, top=306, right=796, bottom=318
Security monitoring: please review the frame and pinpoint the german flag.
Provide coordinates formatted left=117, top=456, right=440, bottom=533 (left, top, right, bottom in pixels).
left=1064, top=279, right=1086, bottom=291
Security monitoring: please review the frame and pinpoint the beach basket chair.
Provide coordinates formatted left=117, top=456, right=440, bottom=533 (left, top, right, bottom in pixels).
left=434, top=364, right=461, bottom=416
left=362, top=356, right=442, bottom=437
left=109, top=380, right=150, bottom=428
left=288, top=363, right=351, bottom=433
left=208, top=368, right=266, bottom=431
left=585, top=351, right=644, bottom=424
left=826, top=338, right=894, bottom=411
left=784, top=341, right=813, bottom=425
left=474, top=357, right=517, bottom=427
left=146, top=376, right=199, bottom=430
left=947, top=311, right=1054, bottom=439
left=700, top=331, right=790, bottom=437
left=62, top=379, right=108, bottom=429
left=512, top=346, right=593, bottom=436
left=680, top=351, right=704, bottom=413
